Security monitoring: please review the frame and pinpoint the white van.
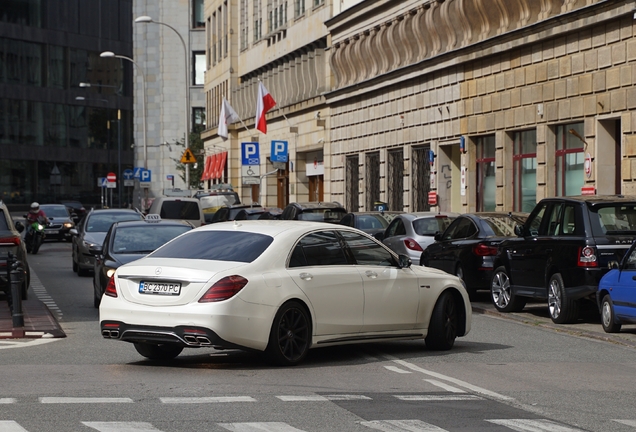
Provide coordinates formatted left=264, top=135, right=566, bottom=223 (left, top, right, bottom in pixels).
left=147, top=197, right=205, bottom=227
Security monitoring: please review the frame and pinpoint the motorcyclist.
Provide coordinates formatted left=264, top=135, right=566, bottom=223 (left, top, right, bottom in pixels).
left=25, top=202, right=49, bottom=236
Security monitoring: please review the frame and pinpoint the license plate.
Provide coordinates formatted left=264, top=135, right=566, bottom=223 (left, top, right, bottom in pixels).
left=139, top=281, right=181, bottom=296
left=45, top=229, right=59, bottom=234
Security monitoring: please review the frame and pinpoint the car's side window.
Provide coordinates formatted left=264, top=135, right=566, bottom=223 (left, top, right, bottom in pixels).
left=385, top=218, right=401, bottom=238
left=561, top=205, right=577, bottom=235
left=288, top=231, right=348, bottom=267
left=547, top=204, right=564, bottom=236
left=340, top=214, right=353, bottom=226
left=625, top=249, right=636, bottom=270
left=451, top=218, right=476, bottom=240
left=440, top=219, right=462, bottom=240
left=526, top=203, right=548, bottom=236
left=339, top=230, right=395, bottom=266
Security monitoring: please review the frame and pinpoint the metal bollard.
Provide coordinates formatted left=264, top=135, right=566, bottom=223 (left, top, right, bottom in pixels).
left=8, top=252, right=24, bottom=328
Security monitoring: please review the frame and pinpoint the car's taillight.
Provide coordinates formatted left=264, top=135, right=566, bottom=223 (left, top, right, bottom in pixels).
left=473, top=243, right=498, bottom=256
left=104, top=275, right=118, bottom=297
left=403, top=238, right=423, bottom=252
left=199, top=275, right=248, bottom=303
left=577, top=246, right=598, bottom=267
left=0, top=236, right=21, bottom=246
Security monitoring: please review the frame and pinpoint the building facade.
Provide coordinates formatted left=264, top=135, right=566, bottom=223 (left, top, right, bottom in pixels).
left=132, top=0, right=207, bottom=208
left=201, top=0, right=634, bottom=214
left=0, top=0, right=134, bottom=211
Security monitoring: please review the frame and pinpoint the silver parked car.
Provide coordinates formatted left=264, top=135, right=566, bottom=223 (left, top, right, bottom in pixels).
left=70, top=208, right=144, bottom=276
left=380, top=212, right=459, bottom=263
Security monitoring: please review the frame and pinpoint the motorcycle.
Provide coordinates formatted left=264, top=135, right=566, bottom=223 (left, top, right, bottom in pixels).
left=24, top=216, right=47, bottom=255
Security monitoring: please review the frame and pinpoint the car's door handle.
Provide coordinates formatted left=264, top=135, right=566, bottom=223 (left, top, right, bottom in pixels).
left=365, top=270, right=378, bottom=279
left=299, top=272, right=313, bottom=281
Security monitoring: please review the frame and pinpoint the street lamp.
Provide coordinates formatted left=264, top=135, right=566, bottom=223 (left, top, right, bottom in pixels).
left=100, top=51, right=148, bottom=210
left=134, top=15, right=190, bottom=187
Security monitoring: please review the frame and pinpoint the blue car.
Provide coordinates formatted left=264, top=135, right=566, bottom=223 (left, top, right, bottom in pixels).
left=597, top=242, right=636, bottom=333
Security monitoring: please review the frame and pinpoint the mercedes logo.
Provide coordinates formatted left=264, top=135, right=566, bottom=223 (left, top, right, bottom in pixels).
left=155, top=267, right=162, bottom=275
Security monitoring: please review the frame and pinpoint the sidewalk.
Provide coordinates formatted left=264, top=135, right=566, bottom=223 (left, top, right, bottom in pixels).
left=0, top=297, right=66, bottom=339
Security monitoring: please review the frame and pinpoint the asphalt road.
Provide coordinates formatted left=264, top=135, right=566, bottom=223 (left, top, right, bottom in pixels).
left=0, top=241, right=635, bottom=432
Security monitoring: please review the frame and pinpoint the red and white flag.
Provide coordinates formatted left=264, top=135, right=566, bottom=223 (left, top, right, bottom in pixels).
left=255, top=81, right=276, bottom=134
left=218, top=98, right=240, bottom=140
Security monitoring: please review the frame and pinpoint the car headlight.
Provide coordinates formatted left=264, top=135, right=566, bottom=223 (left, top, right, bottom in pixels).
left=106, top=268, right=116, bottom=278
left=63, top=222, right=73, bottom=228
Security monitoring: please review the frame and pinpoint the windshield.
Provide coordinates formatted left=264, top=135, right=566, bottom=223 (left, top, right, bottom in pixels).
left=297, top=209, right=346, bottom=222
left=43, top=206, right=69, bottom=218
left=593, top=204, right=636, bottom=234
left=86, top=213, right=143, bottom=232
left=112, top=225, right=192, bottom=254
left=150, top=231, right=273, bottom=262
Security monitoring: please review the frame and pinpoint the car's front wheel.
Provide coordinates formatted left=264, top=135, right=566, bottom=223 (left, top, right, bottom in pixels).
left=425, top=291, right=458, bottom=350
left=134, top=343, right=183, bottom=360
left=601, top=295, right=622, bottom=333
left=491, top=266, right=526, bottom=312
left=547, top=273, right=579, bottom=324
left=266, top=301, right=311, bottom=366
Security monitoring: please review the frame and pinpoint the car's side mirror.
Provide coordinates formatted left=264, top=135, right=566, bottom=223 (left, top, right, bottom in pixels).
left=88, top=244, right=103, bottom=256
left=14, top=221, right=24, bottom=233
left=608, top=260, right=620, bottom=270
left=514, top=224, right=524, bottom=237
left=397, top=254, right=412, bottom=269
left=434, top=233, right=442, bottom=241
left=69, top=228, right=79, bottom=236
left=374, top=232, right=384, bottom=241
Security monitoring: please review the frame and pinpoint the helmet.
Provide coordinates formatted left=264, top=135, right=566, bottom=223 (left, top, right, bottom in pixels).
left=30, top=202, right=40, bottom=213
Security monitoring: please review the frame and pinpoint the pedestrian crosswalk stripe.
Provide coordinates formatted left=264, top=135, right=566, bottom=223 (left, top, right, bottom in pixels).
left=423, top=379, right=466, bottom=393
left=218, top=422, right=306, bottom=432
left=615, top=420, right=636, bottom=427
left=395, top=395, right=482, bottom=401
left=384, top=366, right=412, bottom=374
left=0, top=399, right=15, bottom=404
left=160, top=396, right=256, bottom=403
left=83, top=422, right=163, bottom=432
left=361, top=419, right=447, bottom=431
left=276, top=394, right=372, bottom=401
left=40, top=397, right=134, bottom=404
left=0, top=420, right=28, bottom=432
left=486, top=419, right=585, bottom=431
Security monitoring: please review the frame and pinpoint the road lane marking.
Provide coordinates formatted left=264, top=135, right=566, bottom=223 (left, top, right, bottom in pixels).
left=0, top=398, right=15, bottom=404
left=40, top=397, right=133, bottom=403
left=219, top=422, right=306, bottom=432
left=83, top=422, right=163, bottom=432
left=0, top=421, right=28, bottom=432
left=277, top=395, right=371, bottom=401
left=0, top=339, right=60, bottom=350
left=160, top=396, right=256, bottom=403
left=360, top=419, right=447, bottom=431
left=423, top=379, right=466, bottom=393
left=486, top=419, right=584, bottom=431
left=384, top=365, right=412, bottom=374
left=394, top=395, right=481, bottom=401
left=30, top=270, right=62, bottom=320
left=614, top=420, right=636, bottom=427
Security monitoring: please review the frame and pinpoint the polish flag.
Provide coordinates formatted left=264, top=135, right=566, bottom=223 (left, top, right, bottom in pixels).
left=255, top=82, right=276, bottom=134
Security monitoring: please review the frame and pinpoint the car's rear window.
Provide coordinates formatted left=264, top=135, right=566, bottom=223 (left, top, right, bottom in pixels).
left=0, top=211, right=9, bottom=230
left=200, top=194, right=240, bottom=211
left=482, top=215, right=527, bottom=236
left=150, top=231, right=273, bottom=262
left=413, top=216, right=454, bottom=236
left=297, top=209, right=346, bottom=222
left=112, top=225, right=192, bottom=254
left=159, top=201, right=201, bottom=220
left=592, top=204, right=636, bottom=234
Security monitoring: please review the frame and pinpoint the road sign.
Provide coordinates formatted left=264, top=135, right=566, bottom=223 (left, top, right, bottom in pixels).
left=241, top=142, right=260, bottom=165
left=140, top=169, right=151, bottom=182
left=271, top=140, right=288, bottom=162
left=107, top=181, right=116, bottom=189
left=180, top=148, right=197, bottom=164
left=241, top=165, right=260, bottom=185
left=124, top=180, right=134, bottom=187
left=107, top=172, right=116, bottom=182
left=99, top=177, right=107, bottom=188
left=133, top=167, right=142, bottom=178
left=123, top=169, right=134, bottom=180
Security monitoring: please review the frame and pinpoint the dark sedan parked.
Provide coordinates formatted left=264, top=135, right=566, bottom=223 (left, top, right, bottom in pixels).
left=420, top=212, right=529, bottom=296
left=91, top=215, right=193, bottom=308
left=339, top=211, right=403, bottom=238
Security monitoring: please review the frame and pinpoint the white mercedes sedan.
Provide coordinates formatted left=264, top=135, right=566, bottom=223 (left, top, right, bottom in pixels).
left=99, top=221, right=472, bottom=366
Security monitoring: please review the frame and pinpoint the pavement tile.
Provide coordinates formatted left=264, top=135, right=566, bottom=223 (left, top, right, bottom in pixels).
left=0, top=297, right=65, bottom=339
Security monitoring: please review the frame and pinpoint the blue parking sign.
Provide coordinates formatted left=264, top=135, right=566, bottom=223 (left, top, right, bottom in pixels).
left=241, top=142, right=260, bottom=165
left=140, top=169, right=151, bottom=182
left=271, top=140, right=288, bottom=163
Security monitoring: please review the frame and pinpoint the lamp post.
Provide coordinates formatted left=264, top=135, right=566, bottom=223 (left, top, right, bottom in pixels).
left=100, top=51, right=148, bottom=210
left=134, top=15, right=190, bottom=187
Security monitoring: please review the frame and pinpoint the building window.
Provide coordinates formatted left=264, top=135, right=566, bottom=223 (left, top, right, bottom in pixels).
left=192, top=107, right=205, bottom=131
left=253, top=1, right=262, bottom=41
left=388, top=149, right=403, bottom=211
left=365, top=152, right=380, bottom=211
left=295, top=0, right=305, bottom=17
left=555, top=123, right=585, bottom=197
left=513, top=130, right=537, bottom=212
left=211, top=12, right=216, bottom=64
left=313, top=0, right=323, bottom=6
left=193, top=52, right=206, bottom=85
left=192, top=0, right=205, bottom=28
left=476, top=135, right=496, bottom=212
left=240, top=0, right=248, bottom=50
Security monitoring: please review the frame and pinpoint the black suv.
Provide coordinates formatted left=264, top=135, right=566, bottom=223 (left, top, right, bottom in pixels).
left=491, top=195, right=636, bottom=324
left=0, top=200, right=30, bottom=300
left=281, top=202, right=347, bottom=223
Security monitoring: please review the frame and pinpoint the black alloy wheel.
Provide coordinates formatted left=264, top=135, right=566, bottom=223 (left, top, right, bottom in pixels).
left=266, top=301, right=311, bottom=366
left=425, top=291, right=458, bottom=350
left=490, top=266, right=526, bottom=312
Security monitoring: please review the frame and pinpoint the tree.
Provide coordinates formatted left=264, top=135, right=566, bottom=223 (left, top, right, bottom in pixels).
left=172, top=122, right=205, bottom=190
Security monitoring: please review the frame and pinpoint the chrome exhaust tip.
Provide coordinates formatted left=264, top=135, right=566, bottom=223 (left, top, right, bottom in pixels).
left=101, top=330, right=111, bottom=338
left=196, top=336, right=211, bottom=345
left=110, top=330, right=119, bottom=338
